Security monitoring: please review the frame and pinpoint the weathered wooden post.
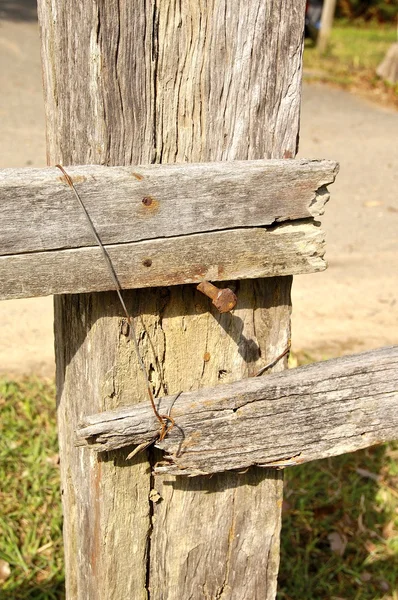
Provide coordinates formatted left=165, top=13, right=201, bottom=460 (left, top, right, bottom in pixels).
left=36, top=1, right=305, bottom=597
left=2, top=1, right=396, bottom=597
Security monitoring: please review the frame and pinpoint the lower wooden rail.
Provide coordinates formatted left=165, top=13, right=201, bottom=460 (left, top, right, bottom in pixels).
left=76, top=346, right=398, bottom=476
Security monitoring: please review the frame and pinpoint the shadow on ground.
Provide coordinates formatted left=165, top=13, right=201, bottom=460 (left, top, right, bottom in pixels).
left=0, top=0, right=37, bottom=22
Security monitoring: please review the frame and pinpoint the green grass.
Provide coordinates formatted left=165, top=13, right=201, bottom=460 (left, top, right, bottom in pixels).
left=304, top=22, right=398, bottom=105
left=0, top=378, right=64, bottom=599
left=0, top=377, right=397, bottom=599
left=279, top=444, right=398, bottom=600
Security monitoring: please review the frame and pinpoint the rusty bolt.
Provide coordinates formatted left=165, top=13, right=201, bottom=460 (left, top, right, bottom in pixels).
left=196, top=281, right=237, bottom=313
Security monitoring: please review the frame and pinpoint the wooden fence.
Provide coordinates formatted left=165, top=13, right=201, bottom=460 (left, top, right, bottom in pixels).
left=0, top=1, right=395, bottom=598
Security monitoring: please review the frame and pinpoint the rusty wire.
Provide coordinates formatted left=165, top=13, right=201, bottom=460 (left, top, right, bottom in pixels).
left=255, top=339, right=291, bottom=377
left=56, top=163, right=293, bottom=446
left=55, top=164, right=174, bottom=442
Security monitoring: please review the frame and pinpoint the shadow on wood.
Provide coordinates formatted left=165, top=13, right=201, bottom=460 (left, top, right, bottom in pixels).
left=55, top=276, right=293, bottom=391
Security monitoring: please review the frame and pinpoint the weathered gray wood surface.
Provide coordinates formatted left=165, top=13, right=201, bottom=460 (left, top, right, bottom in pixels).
left=38, top=0, right=307, bottom=598
left=1, top=221, right=325, bottom=300
left=76, top=346, right=398, bottom=476
left=0, top=159, right=338, bottom=301
left=0, top=159, right=337, bottom=255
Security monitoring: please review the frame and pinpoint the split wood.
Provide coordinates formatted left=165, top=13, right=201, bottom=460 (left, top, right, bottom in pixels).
left=76, top=346, right=398, bottom=476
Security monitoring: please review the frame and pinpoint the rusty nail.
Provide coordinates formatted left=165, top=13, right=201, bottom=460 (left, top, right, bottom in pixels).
left=196, top=281, right=237, bottom=313
left=142, top=196, right=153, bottom=206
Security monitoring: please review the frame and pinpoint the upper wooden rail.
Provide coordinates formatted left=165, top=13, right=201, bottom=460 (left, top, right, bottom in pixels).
left=76, top=346, right=398, bottom=476
left=0, top=159, right=338, bottom=300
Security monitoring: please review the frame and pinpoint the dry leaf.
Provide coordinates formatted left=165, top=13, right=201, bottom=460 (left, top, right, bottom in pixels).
left=356, top=468, right=381, bottom=482
left=357, top=512, right=367, bottom=534
left=328, top=532, right=347, bottom=556
left=378, top=579, right=389, bottom=592
left=364, top=540, right=377, bottom=553
left=382, top=520, right=396, bottom=540
left=0, top=559, right=11, bottom=583
left=36, top=569, right=51, bottom=583
left=46, top=454, right=60, bottom=466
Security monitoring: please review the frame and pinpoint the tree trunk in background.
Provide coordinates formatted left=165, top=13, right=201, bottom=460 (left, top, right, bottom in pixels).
left=318, top=0, right=337, bottom=52
left=377, top=43, right=398, bottom=84
left=38, top=1, right=306, bottom=598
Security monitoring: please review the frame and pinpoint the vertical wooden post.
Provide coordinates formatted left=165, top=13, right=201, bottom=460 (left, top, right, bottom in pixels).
left=317, top=0, right=337, bottom=52
left=38, top=1, right=306, bottom=598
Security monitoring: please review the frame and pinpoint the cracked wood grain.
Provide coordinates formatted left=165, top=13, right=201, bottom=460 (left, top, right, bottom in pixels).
left=0, top=159, right=337, bottom=254
left=0, top=160, right=337, bottom=300
left=38, top=0, right=307, bottom=598
left=1, top=221, right=326, bottom=300
left=75, top=346, right=398, bottom=476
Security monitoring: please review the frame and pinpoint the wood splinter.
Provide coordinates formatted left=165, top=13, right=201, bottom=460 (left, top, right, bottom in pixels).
left=197, top=281, right=237, bottom=313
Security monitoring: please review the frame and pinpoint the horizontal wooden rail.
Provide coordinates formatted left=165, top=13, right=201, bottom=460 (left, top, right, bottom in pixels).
left=0, top=158, right=338, bottom=300
left=76, top=346, right=398, bottom=476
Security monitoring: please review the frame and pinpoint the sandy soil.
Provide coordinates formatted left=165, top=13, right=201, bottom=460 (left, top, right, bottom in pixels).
left=0, top=9, right=397, bottom=377
left=294, top=83, right=398, bottom=360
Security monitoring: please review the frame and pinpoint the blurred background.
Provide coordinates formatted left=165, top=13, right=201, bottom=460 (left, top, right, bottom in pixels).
left=0, top=1, right=397, bottom=598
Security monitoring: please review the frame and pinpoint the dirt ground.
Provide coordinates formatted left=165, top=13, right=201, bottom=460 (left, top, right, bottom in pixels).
left=0, top=7, right=397, bottom=377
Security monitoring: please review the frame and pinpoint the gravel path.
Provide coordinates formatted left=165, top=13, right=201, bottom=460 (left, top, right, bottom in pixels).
left=0, top=11, right=397, bottom=376
left=294, top=83, right=397, bottom=359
